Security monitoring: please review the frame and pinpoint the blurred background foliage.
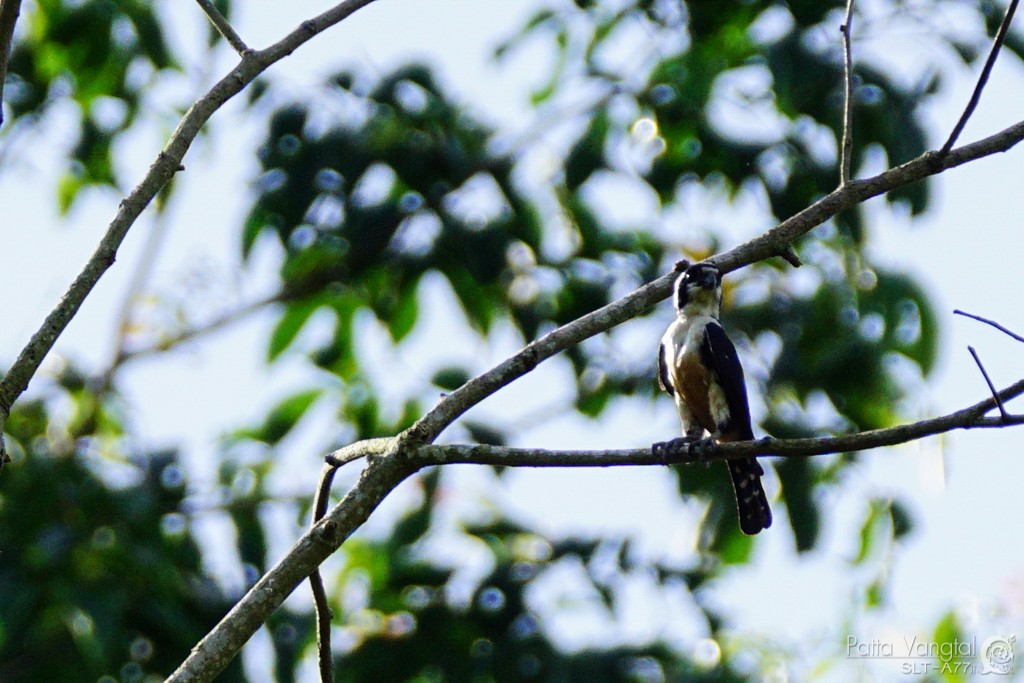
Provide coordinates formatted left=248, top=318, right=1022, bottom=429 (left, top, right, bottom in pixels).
left=0, top=0, right=1019, bottom=680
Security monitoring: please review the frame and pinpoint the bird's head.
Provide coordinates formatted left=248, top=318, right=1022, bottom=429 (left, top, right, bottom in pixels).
left=673, top=262, right=723, bottom=317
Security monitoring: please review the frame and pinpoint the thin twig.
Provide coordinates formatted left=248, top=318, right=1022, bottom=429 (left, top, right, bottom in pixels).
left=195, top=0, right=251, bottom=56
left=99, top=209, right=173, bottom=392
left=114, top=292, right=285, bottom=367
left=954, top=309, right=1024, bottom=343
left=0, top=0, right=23, bottom=128
left=967, top=346, right=1009, bottom=420
left=839, top=0, right=856, bottom=185
left=310, top=460, right=340, bottom=683
left=941, top=0, right=1020, bottom=154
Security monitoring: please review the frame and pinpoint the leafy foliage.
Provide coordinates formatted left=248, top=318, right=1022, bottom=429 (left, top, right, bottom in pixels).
left=4, top=0, right=183, bottom=210
left=0, top=388, right=244, bottom=682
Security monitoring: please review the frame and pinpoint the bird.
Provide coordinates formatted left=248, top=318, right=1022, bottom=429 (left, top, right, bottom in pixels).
left=657, top=262, right=772, bottom=535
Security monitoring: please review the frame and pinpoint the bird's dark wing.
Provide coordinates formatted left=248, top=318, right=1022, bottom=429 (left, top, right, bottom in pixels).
left=702, top=322, right=771, bottom=533
left=657, top=339, right=674, bottom=397
left=700, top=321, right=754, bottom=440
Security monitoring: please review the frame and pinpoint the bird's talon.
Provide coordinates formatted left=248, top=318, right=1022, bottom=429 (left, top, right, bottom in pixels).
left=652, top=436, right=701, bottom=464
left=652, top=440, right=669, bottom=465
left=691, top=437, right=717, bottom=467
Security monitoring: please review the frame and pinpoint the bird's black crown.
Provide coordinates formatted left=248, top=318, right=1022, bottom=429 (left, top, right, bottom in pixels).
left=673, top=263, right=722, bottom=310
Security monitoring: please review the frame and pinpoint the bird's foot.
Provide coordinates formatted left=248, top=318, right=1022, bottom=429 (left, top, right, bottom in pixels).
left=689, top=436, right=717, bottom=467
left=652, top=435, right=716, bottom=466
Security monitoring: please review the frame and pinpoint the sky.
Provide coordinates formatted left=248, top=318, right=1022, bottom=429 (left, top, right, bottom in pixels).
left=2, top=0, right=1024, bottom=681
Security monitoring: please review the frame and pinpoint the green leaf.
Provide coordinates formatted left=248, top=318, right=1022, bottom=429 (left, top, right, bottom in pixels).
left=852, top=498, right=885, bottom=565
left=385, top=277, right=420, bottom=343
left=776, top=458, right=819, bottom=552
left=463, top=421, right=506, bottom=447
left=267, top=298, right=325, bottom=362
left=493, top=8, right=556, bottom=60
left=241, top=211, right=266, bottom=261
left=932, top=611, right=969, bottom=683
left=530, top=29, right=568, bottom=105
left=890, top=499, right=914, bottom=540
left=57, top=172, right=84, bottom=215
left=256, top=389, right=322, bottom=445
left=431, top=367, right=469, bottom=392
left=563, top=112, right=608, bottom=191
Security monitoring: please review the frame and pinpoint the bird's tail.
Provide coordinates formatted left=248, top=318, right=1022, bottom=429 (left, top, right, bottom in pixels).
left=727, top=458, right=772, bottom=535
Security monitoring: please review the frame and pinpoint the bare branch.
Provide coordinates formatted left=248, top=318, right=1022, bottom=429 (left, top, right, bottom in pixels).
left=967, top=346, right=1009, bottom=420
left=0, top=0, right=22, bottom=128
left=0, top=0, right=381, bottom=420
left=941, top=0, right=1020, bottom=154
left=310, top=460, right=340, bottom=683
left=954, top=308, right=1024, bottom=343
left=405, top=117, right=1024, bottom=446
left=195, top=0, right=251, bottom=57
left=840, top=0, right=856, bottom=185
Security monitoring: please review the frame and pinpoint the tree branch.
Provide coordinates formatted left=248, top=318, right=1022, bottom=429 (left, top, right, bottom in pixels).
left=195, top=0, right=251, bottom=56
left=0, top=0, right=22, bottom=129
left=940, top=0, right=1020, bottom=154
left=0, top=0, right=381, bottom=421
left=839, top=0, right=856, bottom=185
left=98, top=209, right=173, bottom=393
left=425, top=377, right=1024, bottom=466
